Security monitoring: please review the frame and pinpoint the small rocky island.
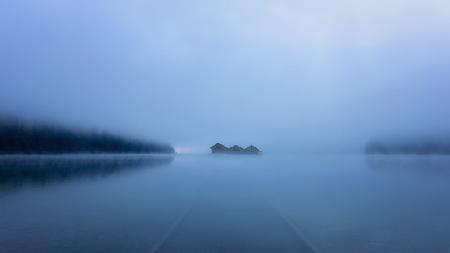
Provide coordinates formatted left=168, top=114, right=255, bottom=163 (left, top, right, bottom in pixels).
left=210, top=143, right=261, bottom=154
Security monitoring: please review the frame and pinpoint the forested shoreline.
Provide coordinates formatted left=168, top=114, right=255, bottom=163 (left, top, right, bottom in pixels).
left=366, top=138, right=450, bottom=155
left=0, top=119, right=174, bottom=154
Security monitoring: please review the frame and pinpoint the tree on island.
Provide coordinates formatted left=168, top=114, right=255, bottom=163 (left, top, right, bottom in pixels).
left=210, top=143, right=261, bottom=154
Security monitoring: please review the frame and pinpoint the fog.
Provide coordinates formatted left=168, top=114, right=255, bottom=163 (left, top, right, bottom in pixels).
left=1, top=0, right=450, bottom=153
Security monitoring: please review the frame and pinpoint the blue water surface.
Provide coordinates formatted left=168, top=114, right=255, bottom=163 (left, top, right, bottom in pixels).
left=1, top=154, right=450, bottom=253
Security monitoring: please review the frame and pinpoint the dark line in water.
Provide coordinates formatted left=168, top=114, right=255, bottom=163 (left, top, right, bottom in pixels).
left=273, top=207, right=317, bottom=253
left=148, top=205, right=194, bottom=253
left=260, top=196, right=318, bottom=253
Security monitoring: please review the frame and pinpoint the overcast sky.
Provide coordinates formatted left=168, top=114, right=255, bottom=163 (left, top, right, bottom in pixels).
left=1, top=0, right=450, bottom=153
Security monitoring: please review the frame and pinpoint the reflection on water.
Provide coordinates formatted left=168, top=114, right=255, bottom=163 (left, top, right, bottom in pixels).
left=1, top=154, right=450, bottom=253
left=0, top=155, right=173, bottom=193
left=367, top=155, right=450, bottom=176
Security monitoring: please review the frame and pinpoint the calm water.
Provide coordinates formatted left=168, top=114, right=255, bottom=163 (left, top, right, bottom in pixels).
left=1, top=154, right=450, bottom=253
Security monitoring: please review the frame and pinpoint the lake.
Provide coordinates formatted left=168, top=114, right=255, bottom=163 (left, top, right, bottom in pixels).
left=1, top=154, right=450, bottom=253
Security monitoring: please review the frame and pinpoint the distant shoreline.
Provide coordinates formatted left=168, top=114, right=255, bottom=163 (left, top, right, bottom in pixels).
left=0, top=119, right=174, bottom=154
left=365, top=139, right=450, bottom=155
left=0, top=153, right=176, bottom=157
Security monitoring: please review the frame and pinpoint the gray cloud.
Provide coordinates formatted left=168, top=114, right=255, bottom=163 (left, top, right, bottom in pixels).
left=1, top=0, right=450, bottom=153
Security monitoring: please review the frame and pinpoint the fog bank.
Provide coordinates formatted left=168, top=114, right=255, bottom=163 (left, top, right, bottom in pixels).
left=1, top=0, right=450, bottom=153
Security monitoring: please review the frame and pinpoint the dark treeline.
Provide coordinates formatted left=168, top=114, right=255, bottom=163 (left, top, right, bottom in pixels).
left=0, top=119, right=174, bottom=154
left=366, top=138, right=450, bottom=155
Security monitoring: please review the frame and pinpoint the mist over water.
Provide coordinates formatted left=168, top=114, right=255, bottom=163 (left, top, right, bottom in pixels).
left=1, top=0, right=450, bottom=152
left=2, top=154, right=450, bottom=253
left=1, top=2, right=450, bottom=252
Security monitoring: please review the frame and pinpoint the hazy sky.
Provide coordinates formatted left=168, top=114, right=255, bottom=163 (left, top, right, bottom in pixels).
left=1, top=0, right=450, bottom=153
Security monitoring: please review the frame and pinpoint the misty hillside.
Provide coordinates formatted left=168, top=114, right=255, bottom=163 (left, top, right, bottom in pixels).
left=366, top=138, right=450, bottom=155
left=0, top=119, right=174, bottom=154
